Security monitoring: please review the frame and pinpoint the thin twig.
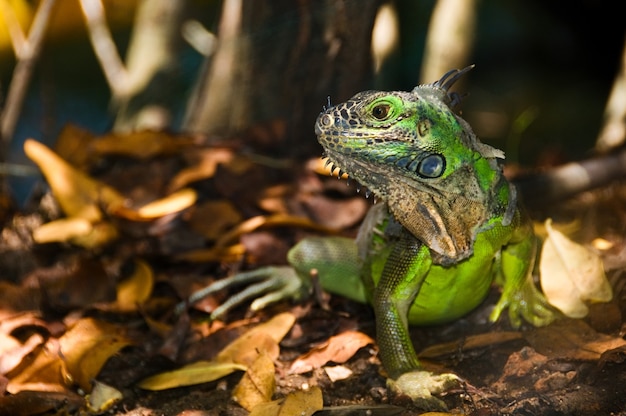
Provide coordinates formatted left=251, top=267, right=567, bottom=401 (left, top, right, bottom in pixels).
left=0, top=0, right=57, bottom=153
left=79, top=0, right=129, bottom=97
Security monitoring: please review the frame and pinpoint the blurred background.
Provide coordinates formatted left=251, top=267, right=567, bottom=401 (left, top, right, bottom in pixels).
left=0, top=0, right=624, bottom=203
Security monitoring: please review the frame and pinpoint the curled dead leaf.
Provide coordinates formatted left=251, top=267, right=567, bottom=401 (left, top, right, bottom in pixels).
left=24, top=139, right=125, bottom=221
left=540, top=219, right=612, bottom=318
left=289, top=330, right=374, bottom=374
left=59, top=318, right=133, bottom=392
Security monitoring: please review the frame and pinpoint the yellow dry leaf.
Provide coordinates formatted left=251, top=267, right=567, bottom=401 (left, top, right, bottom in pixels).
left=32, top=217, right=93, bottom=243
left=249, top=386, right=323, bottom=416
left=233, top=351, right=276, bottom=411
left=540, top=219, right=612, bottom=318
left=59, top=318, right=133, bottom=391
left=24, top=139, right=125, bottom=221
left=68, top=221, right=119, bottom=248
left=136, top=361, right=247, bottom=390
left=289, top=330, right=374, bottom=374
left=134, top=188, right=197, bottom=219
left=216, top=313, right=296, bottom=366
left=115, top=260, right=154, bottom=311
left=174, top=243, right=247, bottom=263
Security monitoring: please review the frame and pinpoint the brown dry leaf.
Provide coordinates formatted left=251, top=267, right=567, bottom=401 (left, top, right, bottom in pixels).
left=289, top=330, right=375, bottom=374
left=540, top=219, right=612, bottom=318
left=216, top=312, right=296, bottom=366
left=0, top=282, right=42, bottom=318
left=60, top=317, right=133, bottom=391
left=0, top=390, right=84, bottom=416
left=168, top=147, right=236, bottom=191
left=174, top=243, right=247, bottom=263
left=6, top=340, right=68, bottom=393
left=215, top=214, right=337, bottom=248
left=24, top=139, right=125, bottom=222
left=115, top=260, right=154, bottom=311
left=0, top=332, right=45, bottom=375
left=136, top=361, right=247, bottom=391
left=249, top=386, right=323, bottom=416
left=54, top=124, right=96, bottom=168
left=90, top=130, right=195, bottom=159
left=524, top=319, right=626, bottom=360
left=233, top=351, right=276, bottom=411
left=187, top=200, right=243, bottom=240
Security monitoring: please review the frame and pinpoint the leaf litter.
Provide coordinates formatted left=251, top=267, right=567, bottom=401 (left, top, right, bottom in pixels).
left=0, top=126, right=625, bottom=415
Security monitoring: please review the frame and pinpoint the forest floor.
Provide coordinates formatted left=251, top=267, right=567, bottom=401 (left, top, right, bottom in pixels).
left=1, top=127, right=625, bottom=415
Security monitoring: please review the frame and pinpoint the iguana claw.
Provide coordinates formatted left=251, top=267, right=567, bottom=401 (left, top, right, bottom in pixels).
left=175, top=266, right=304, bottom=320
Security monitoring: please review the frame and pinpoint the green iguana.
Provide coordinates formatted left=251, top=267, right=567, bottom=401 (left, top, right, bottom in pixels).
left=180, top=66, right=557, bottom=409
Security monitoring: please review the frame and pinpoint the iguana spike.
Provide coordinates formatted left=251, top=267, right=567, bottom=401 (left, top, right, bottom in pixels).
left=434, top=64, right=475, bottom=92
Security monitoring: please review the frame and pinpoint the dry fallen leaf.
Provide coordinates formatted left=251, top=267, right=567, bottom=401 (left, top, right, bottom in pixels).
left=168, top=147, right=236, bottom=191
left=85, top=380, right=123, bottom=413
left=217, top=312, right=296, bottom=366
left=289, top=330, right=374, bottom=374
left=24, top=139, right=125, bottom=222
left=90, top=130, right=195, bottom=159
left=249, top=386, right=323, bottom=416
left=233, top=351, right=276, bottom=411
left=524, top=319, right=626, bottom=361
left=137, top=361, right=247, bottom=391
left=115, top=259, right=154, bottom=311
left=540, top=219, right=612, bottom=318
left=134, top=188, right=197, bottom=219
left=5, top=339, right=68, bottom=394
left=59, top=317, right=133, bottom=392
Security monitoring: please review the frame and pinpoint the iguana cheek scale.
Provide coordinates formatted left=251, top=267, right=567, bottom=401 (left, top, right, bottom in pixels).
left=180, top=66, right=557, bottom=407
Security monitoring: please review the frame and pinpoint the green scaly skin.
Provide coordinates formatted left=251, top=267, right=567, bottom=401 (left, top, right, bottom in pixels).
left=182, top=67, right=557, bottom=408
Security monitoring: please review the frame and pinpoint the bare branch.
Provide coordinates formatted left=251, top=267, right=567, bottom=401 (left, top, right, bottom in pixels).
left=79, top=0, right=129, bottom=97
left=113, top=0, right=187, bottom=131
left=0, top=0, right=57, bottom=153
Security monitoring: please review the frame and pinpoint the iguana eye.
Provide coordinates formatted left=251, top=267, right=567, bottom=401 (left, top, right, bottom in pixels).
left=417, top=154, right=445, bottom=178
left=372, top=104, right=391, bottom=120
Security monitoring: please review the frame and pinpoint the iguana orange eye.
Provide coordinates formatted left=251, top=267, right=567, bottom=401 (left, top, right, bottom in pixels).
left=372, top=104, right=390, bottom=120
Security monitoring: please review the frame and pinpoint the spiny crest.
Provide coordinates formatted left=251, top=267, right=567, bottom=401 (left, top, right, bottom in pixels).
left=414, top=65, right=475, bottom=111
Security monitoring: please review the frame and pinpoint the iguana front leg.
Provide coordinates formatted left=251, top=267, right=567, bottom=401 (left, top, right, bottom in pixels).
left=490, top=218, right=557, bottom=327
left=372, top=229, right=458, bottom=409
left=176, top=236, right=366, bottom=319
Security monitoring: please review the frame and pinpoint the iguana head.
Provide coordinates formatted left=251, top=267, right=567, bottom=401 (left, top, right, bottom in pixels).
left=315, top=66, right=512, bottom=265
